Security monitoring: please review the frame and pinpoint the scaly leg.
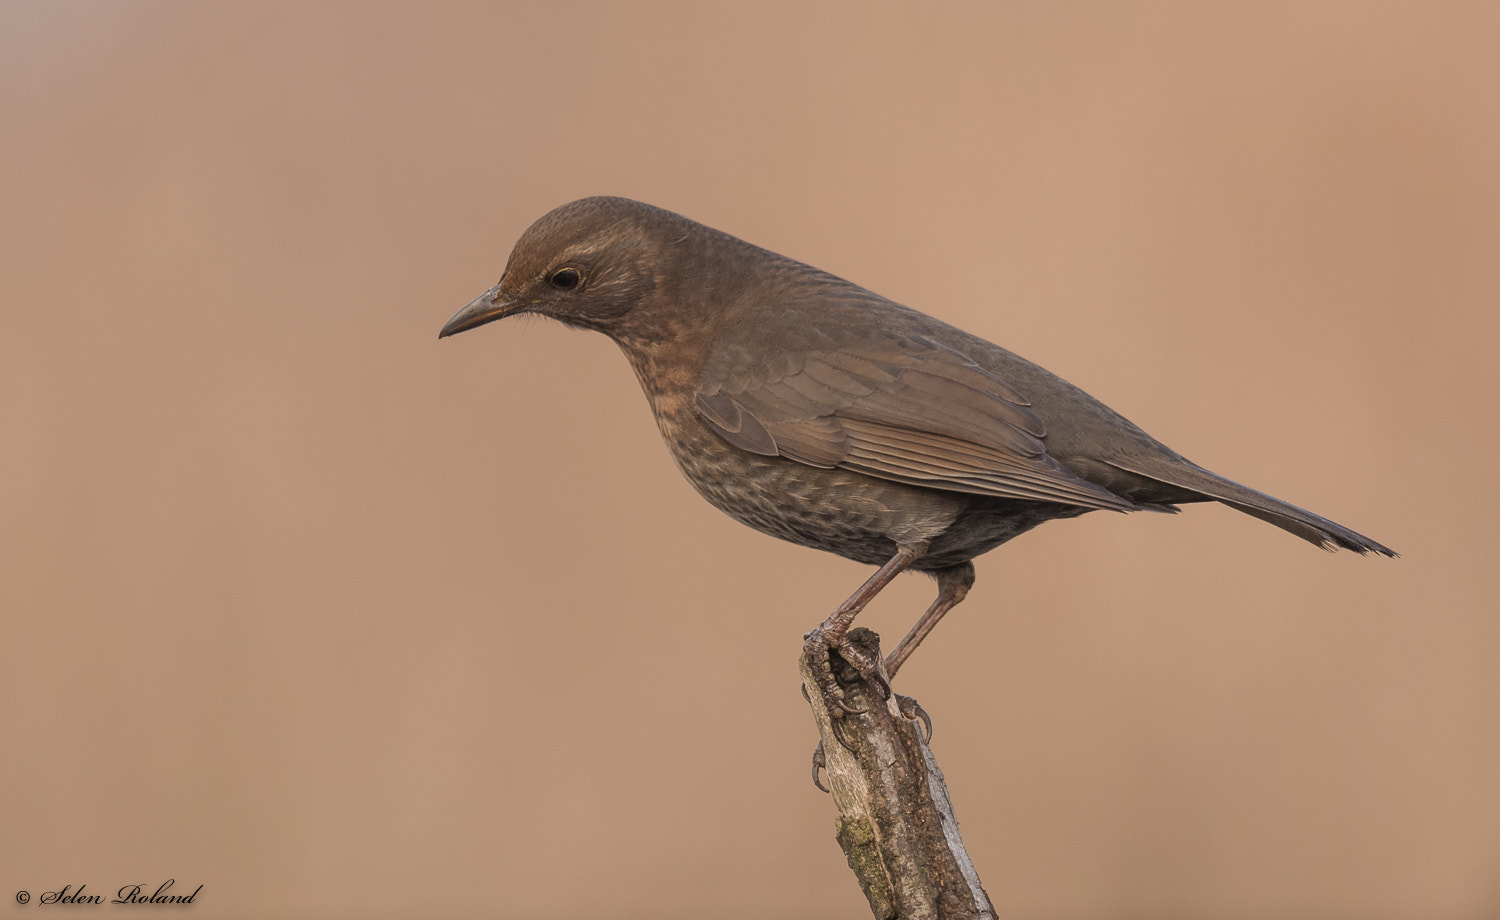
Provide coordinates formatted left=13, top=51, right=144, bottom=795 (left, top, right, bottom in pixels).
left=884, top=562, right=975, bottom=680
left=881, top=562, right=974, bottom=741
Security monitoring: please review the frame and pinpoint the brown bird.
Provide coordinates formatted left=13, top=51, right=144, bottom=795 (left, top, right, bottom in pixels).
left=440, top=196, right=1394, bottom=711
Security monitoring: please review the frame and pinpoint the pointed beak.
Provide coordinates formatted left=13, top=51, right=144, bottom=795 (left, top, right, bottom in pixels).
left=438, top=284, right=522, bottom=339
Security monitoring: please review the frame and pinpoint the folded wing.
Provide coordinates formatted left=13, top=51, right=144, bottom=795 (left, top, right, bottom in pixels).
left=696, top=334, right=1135, bottom=512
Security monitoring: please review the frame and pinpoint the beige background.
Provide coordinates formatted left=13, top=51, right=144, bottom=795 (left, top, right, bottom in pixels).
left=2, top=4, right=1496, bottom=918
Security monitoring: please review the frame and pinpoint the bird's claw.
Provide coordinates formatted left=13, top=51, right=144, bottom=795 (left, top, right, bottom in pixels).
left=830, top=714, right=857, bottom=752
left=834, top=695, right=867, bottom=715
left=896, top=693, right=933, bottom=742
left=806, top=673, right=867, bottom=715
left=811, top=742, right=828, bottom=793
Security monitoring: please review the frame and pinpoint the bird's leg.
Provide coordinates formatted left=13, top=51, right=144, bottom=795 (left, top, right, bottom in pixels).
left=877, top=562, right=974, bottom=741
left=884, top=562, right=975, bottom=681
left=803, top=545, right=922, bottom=714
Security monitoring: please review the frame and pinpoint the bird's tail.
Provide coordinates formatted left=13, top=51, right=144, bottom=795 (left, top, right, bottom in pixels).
left=1106, top=457, right=1397, bottom=557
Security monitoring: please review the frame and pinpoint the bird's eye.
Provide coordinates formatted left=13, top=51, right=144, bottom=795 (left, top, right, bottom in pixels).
left=548, top=267, right=582, bottom=291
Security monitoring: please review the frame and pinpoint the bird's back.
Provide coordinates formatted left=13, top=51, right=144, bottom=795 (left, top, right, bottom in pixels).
left=699, top=248, right=1393, bottom=557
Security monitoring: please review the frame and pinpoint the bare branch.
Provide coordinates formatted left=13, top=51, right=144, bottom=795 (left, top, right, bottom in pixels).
left=801, top=628, right=995, bottom=920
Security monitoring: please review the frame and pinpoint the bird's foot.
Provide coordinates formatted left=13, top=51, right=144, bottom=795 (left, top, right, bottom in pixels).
left=802, top=626, right=891, bottom=717
left=806, top=695, right=931, bottom=792
left=801, top=677, right=931, bottom=794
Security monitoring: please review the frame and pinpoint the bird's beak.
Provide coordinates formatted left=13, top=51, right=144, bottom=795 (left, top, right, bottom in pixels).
left=438, top=284, right=522, bottom=339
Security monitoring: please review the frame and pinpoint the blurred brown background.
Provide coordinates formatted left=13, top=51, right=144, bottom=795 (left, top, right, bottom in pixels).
left=2, top=3, right=1496, bottom=918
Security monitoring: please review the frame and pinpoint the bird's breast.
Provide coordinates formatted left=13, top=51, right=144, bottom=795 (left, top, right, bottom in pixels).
left=639, top=385, right=968, bottom=565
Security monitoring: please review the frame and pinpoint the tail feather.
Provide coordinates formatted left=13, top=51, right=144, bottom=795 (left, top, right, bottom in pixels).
left=1219, top=496, right=1395, bottom=556
left=1107, top=458, right=1397, bottom=557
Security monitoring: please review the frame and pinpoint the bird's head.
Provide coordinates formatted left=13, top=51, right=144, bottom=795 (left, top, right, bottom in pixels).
left=439, top=196, right=686, bottom=341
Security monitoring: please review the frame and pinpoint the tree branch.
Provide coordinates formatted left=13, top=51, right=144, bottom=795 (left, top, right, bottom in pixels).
left=801, top=627, right=995, bottom=920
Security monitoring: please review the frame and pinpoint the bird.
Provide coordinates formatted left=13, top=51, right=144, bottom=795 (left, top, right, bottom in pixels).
left=439, top=196, right=1394, bottom=712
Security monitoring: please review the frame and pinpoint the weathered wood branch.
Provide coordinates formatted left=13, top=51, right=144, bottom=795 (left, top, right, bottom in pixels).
left=801, top=627, right=995, bottom=920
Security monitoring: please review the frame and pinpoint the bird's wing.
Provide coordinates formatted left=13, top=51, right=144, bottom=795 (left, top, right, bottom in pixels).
left=696, top=330, right=1134, bottom=511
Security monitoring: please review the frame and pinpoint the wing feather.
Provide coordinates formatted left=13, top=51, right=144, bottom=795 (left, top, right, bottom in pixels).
left=696, top=333, right=1133, bottom=512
